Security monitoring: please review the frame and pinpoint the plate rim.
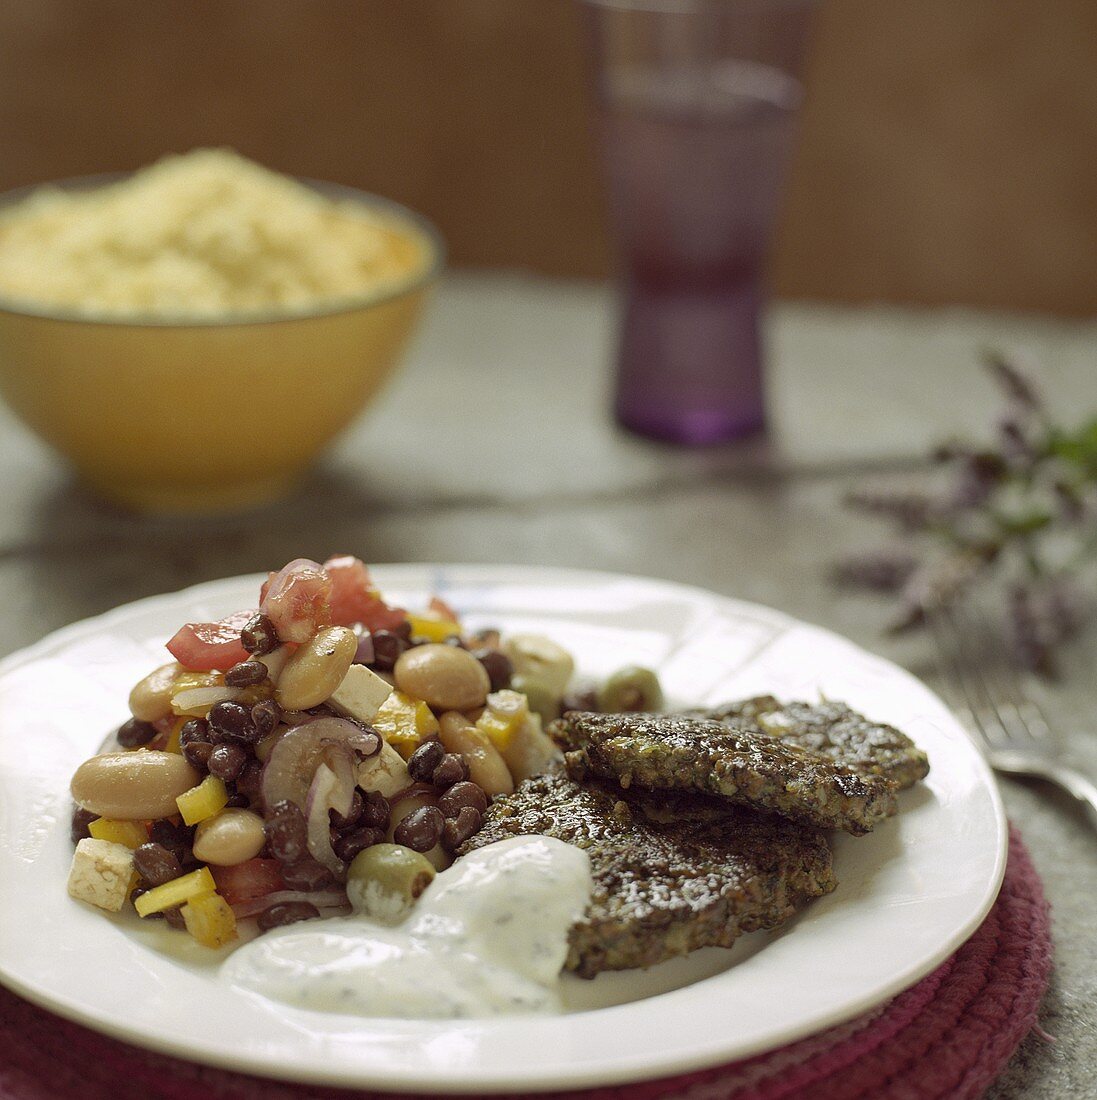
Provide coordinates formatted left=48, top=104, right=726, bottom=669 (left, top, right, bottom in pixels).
left=0, top=563, right=1008, bottom=1093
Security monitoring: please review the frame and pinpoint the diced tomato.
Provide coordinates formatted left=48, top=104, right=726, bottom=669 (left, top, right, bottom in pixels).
left=261, top=558, right=333, bottom=643
left=211, top=858, right=285, bottom=906
left=166, top=609, right=254, bottom=672
left=324, top=554, right=407, bottom=632
left=324, top=555, right=372, bottom=610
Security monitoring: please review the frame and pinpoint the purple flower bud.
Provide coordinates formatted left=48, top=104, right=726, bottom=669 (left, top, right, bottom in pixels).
left=983, top=351, right=1042, bottom=410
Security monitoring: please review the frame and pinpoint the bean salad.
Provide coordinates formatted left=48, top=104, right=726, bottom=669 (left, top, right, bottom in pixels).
left=65, top=555, right=663, bottom=951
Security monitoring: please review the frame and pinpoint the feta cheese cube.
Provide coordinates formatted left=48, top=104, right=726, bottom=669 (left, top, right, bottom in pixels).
left=328, top=664, right=393, bottom=725
left=67, top=837, right=135, bottom=912
left=356, top=741, right=411, bottom=799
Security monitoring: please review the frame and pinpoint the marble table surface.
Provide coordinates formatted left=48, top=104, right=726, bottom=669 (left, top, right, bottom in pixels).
left=0, top=272, right=1093, bottom=1097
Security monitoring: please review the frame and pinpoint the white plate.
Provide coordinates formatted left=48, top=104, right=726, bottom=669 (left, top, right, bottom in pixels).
left=0, top=565, right=1006, bottom=1094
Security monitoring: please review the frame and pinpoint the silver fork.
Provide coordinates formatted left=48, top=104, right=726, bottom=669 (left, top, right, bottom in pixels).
left=927, top=599, right=1097, bottom=834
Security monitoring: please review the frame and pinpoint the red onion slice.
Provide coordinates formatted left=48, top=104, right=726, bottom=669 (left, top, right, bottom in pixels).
left=353, top=630, right=375, bottom=665
left=386, top=780, right=439, bottom=807
left=171, top=684, right=243, bottom=715
left=261, top=716, right=380, bottom=811
left=304, top=755, right=356, bottom=874
left=231, top=889, right=349, bottom=921
left=260, top=558, right=333, bottom=643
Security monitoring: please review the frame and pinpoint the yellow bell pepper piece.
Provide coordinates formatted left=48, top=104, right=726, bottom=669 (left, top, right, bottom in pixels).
left=164, top=717, right=187, bottom=755
left=134, top=866, right=216, bottom=917
left=406, top=613, right=462, bottom=643
left=181, top=891, right=238, bottom=948
left=176, top=775, right=229, bottom=825
left=236, top=682, right=274, bottom=707
left=476, top=689, right=530, bottom=752
left=169, top=671, right=222, bottom=716
left=372, top=690, right=440, bottom=759
left=88, top=818, right=148, bottom=849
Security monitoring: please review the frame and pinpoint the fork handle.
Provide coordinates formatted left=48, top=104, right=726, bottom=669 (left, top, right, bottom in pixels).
left=1026, top=761, right=1097, bottom=835
left=1061, top=769, right=1097, bottom=836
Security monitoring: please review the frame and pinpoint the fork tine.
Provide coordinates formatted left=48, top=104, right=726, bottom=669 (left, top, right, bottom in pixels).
left=928, top=597, right=1097, bottom=834
left=942, top=600, right=1017, bottom=743
left=951, top=597, right=1054, bottom=744
left=925, top=602, right=1003, bottom=751
left=1017, top=700, right=1052, bottom=740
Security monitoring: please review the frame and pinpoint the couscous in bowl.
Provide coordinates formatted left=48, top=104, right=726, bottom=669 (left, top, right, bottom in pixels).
left=0, top=155, right=442, bottom=513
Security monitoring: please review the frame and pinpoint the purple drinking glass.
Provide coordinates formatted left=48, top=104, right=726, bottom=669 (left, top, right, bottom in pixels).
left=581, top=0, right=816, bottom=445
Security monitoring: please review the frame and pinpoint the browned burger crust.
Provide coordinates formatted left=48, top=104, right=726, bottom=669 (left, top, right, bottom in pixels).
left=459, top=770, right=837, bottom=977
left=551, top=711, right=897, bottom=836
left=691, top=696, right=930, bottom=790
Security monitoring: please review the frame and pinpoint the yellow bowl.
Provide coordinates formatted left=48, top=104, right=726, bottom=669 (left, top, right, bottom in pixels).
left=0, top=178, right=443, bottom=514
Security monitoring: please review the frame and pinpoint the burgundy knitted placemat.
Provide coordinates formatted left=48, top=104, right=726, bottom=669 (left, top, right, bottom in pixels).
left=0, top=825, right=1050, bottom=1100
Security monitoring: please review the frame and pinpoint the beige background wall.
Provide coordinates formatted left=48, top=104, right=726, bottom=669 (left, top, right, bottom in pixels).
left=1, top=1, right=1094, bottom=314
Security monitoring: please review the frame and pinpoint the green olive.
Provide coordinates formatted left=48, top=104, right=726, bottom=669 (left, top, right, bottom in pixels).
left=510, top=673, right=561, bottom=724
left=345, top=843, right=436, bottom=922
left=503, top=634, right=574, bottom=695
left=596, top=665, right=664, bottom=713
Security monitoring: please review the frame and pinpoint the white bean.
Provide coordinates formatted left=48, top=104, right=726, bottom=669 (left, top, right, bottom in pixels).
left=437, top=711, right=514, bottom=796
left=128, top=662, right=181, bottom=722
left=275, top=627, right=357, bottom=711
left=393, top=645, right=490, bottom=711
left=70, top=751, right=199, bottom=820
left=192, top=809, right=266, bottom=866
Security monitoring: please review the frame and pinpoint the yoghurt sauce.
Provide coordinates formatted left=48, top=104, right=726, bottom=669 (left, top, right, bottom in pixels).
left=223, top=836, right=593, bottom=1019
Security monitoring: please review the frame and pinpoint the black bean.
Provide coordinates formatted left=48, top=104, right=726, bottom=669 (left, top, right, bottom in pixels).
left=182, top=739, right=213, bottom=771
left=438, top=781, right=488, bottom=819
left=224, top=793, right=250, bottom=809
left=117, top=717, right=157, bottom=749
left=265, top=800, right=309, bottom=864
left=224, top=660, right=269, bottom=688
left=329, top=789, right=365, bottom=831
left=163, top=906, right=187, bottom=929
left=370, top=630, right=407, bottom=671
left=333, top=826, right=380, bottom=863
left=235, top=758, right=264, bottom=803
left=431, top=753, right=470, bottom=790
left=71, top=806, right=96, bottom=845
left=441, top=806, right=483, bottom=852
left=179, top=718, right=209, bottom=748
left=474, top=649, right=513, bottom=692
left=257, top=901, right=321, bottom=931
left=393, top=805, right=444, bottom=852
left=208, top=701, right=259, bottom=745
left=251, top=699, right=282, bottom=737
left=148, top=819, right=191, bottom=855
left=208, top=742, right=247, bottom=782
left=148, top=819, right=194, bottom=865
left=407, top=740, right=446, bottom=783
left=358, top=790, right=391, bottom=831
left=393, top=620, right=413, bottom=642
left=240, top=613, right=278, bottom=656
left=280, top=858, right=336, bottom=891
left=133, top=842, right=182, bottom=886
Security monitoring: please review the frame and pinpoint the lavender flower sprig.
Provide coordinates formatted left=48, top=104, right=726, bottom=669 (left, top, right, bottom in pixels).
left=834, top=352, right=1097, bottom=676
